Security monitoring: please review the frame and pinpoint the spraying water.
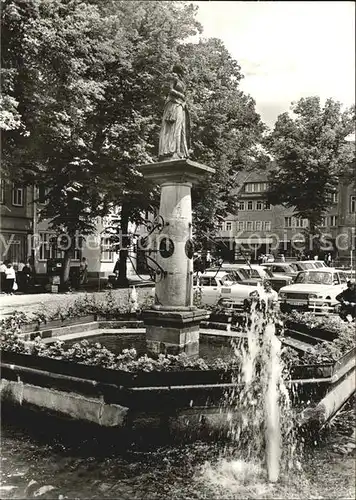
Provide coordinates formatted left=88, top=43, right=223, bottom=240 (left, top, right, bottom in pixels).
left=202, top=282, right=300, bottom=489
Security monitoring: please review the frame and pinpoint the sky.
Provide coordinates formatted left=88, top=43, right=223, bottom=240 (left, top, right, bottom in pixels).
left=192, top=1, right=355, bottom=129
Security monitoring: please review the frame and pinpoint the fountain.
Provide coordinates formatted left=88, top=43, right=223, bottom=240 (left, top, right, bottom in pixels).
left=137, top=63, right=289, bottom=482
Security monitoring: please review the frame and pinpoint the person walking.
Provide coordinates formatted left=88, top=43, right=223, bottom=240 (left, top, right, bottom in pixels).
left=4, top=262, right=16, bottom=294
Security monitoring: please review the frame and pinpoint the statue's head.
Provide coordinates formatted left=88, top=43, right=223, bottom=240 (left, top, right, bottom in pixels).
left=172, top=63, right=186, bottom=77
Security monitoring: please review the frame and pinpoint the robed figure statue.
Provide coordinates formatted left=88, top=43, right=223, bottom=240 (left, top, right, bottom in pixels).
left=158, top=63, right=190, bottom=160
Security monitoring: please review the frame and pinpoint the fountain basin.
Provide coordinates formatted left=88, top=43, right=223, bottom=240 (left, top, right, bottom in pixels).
left=1, top=322, right=354, bottom=438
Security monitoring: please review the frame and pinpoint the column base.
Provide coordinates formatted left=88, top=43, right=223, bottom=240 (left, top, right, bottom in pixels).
left=142, top=309, right=209, bottom=357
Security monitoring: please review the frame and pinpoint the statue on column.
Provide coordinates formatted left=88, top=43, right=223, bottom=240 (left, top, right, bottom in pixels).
left=158, top=63, right=191, bottom=160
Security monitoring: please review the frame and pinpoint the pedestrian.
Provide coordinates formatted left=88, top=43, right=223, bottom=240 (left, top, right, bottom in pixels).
left=79, top=257, right=88, bottom=286
left=17, top=260, right=26, bottom=291
left=0, top=260, right=6, bottom=293
left=113, top=257, right=120, bottom=276
left=280, top=254, right=285, bottom=263
left=263, top=280, right=279, bottom=310
left=4, top=262, right=16, bottom=294
left=327, top=253, right=332, bottom=266
left=22, top=262, right=32, bottom=292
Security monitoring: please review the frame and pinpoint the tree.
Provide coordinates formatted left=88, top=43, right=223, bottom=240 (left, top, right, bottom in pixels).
left=2, top=0, right=265, bottom=283
left=265, top=97, right=355, bottom=250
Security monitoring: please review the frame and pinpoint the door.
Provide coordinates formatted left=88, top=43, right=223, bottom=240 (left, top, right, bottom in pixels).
left=200, top=276, right=220, bottom=306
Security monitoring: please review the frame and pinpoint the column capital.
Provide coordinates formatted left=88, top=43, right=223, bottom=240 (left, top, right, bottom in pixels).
left=137, top=158, right=215, bottom=185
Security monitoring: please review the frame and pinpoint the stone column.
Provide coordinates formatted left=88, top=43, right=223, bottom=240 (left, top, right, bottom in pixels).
left=154, top=181, right=193, bottom=309
left=137, top=159, right=215, bottom=357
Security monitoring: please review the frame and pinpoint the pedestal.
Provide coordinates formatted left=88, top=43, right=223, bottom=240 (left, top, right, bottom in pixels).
left=143, top=308, right=209, bottom=357
left=137, top=159, right=215, bottom=356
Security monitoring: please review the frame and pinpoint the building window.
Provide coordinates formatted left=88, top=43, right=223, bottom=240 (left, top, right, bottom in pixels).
left=238, top=201, right=245, bottom=211
left=38, top=184, right=47, bottom=204
left=247, top=201, right=253, bottom=211
left=284, top=217, right=292, bottom=228
left=217, top=223, right=223, bottom=231
left=237, top=221, right=245, bottom=231
left=350, top=195, right=356, bottom=213
left=329, top=215, right=337, bottom=227
left=294, top=217, right=304, bottom=228
left=12, top=184, right=24, bottom=206
left=331, top=192, right=338, bottom=204
left=256, top=200, right=263, bottom=211
left=264, top=202, right=271, bottom=210
left=39, top=233, right=55, bottom=260
left=246, top=221, right=253, bottom=231
left=225, top=221, right=232, bottom=231
left=320, top=217, right=327, bottom=227
left=245, top=182, right=268, bottom=193
left=0, top=180, right=4, bottom=204
left=303, top=219, right=309, bottom=228
left=101, top=237, right=114, bottom=262
left=264, top=221, right=271, bottom=231
left=255, top=221, right=262, bottom=231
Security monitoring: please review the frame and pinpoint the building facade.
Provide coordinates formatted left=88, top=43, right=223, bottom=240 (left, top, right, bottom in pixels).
left=0, top=181, right=35, bottom=265
left=216, top=169, right=356, bottom=265
left=0, top=183, right=141, bottom=280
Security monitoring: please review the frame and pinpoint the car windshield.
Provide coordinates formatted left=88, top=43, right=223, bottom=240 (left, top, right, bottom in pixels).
left=244, top=268, right=261, bottom=279
left=313, top=261, right=325, bottom=268
left=236, top=268, right=250, bottom=280
left=289, top=263, right=299, bottom=272
left=296, top=262, right=315, bottom=270
left=263, top=268, right=274, bottom=278
left=295, top=271, right=333, bottom=285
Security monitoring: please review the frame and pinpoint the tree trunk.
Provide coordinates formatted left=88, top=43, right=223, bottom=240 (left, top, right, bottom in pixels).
left=61, top=246, right=74, bottom=290
left=117, top=203, right=129, bottom=288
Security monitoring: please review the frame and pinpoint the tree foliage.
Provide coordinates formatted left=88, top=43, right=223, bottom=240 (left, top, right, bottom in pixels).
left=1, top=0, right=266, bottom=279
left=265, top=97, right=355, bottom=230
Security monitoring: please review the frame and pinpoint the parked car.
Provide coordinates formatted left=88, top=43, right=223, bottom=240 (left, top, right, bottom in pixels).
left=261, top=262, right=299, bottom=280
left=206, top=265, right=253, bottom=283
left=212, top=264, right=293, bottom=292
left=278, top=268, right=350, bottom=314
left=193, top=271, right=261, bottom=307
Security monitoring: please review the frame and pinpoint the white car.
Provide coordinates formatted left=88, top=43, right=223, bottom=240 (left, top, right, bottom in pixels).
left=193, top=271, right=260, bottom=307
left=279, top=268, right=350, bottom=314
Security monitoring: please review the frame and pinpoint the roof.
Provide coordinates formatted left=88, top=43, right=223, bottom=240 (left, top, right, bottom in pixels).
left=200, top=271, right=232, bottom=277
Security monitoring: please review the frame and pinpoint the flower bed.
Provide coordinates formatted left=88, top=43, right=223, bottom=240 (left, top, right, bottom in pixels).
left=1, top=291, right=140, bottom=333
left=1, top=306, right=355, bottom=375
